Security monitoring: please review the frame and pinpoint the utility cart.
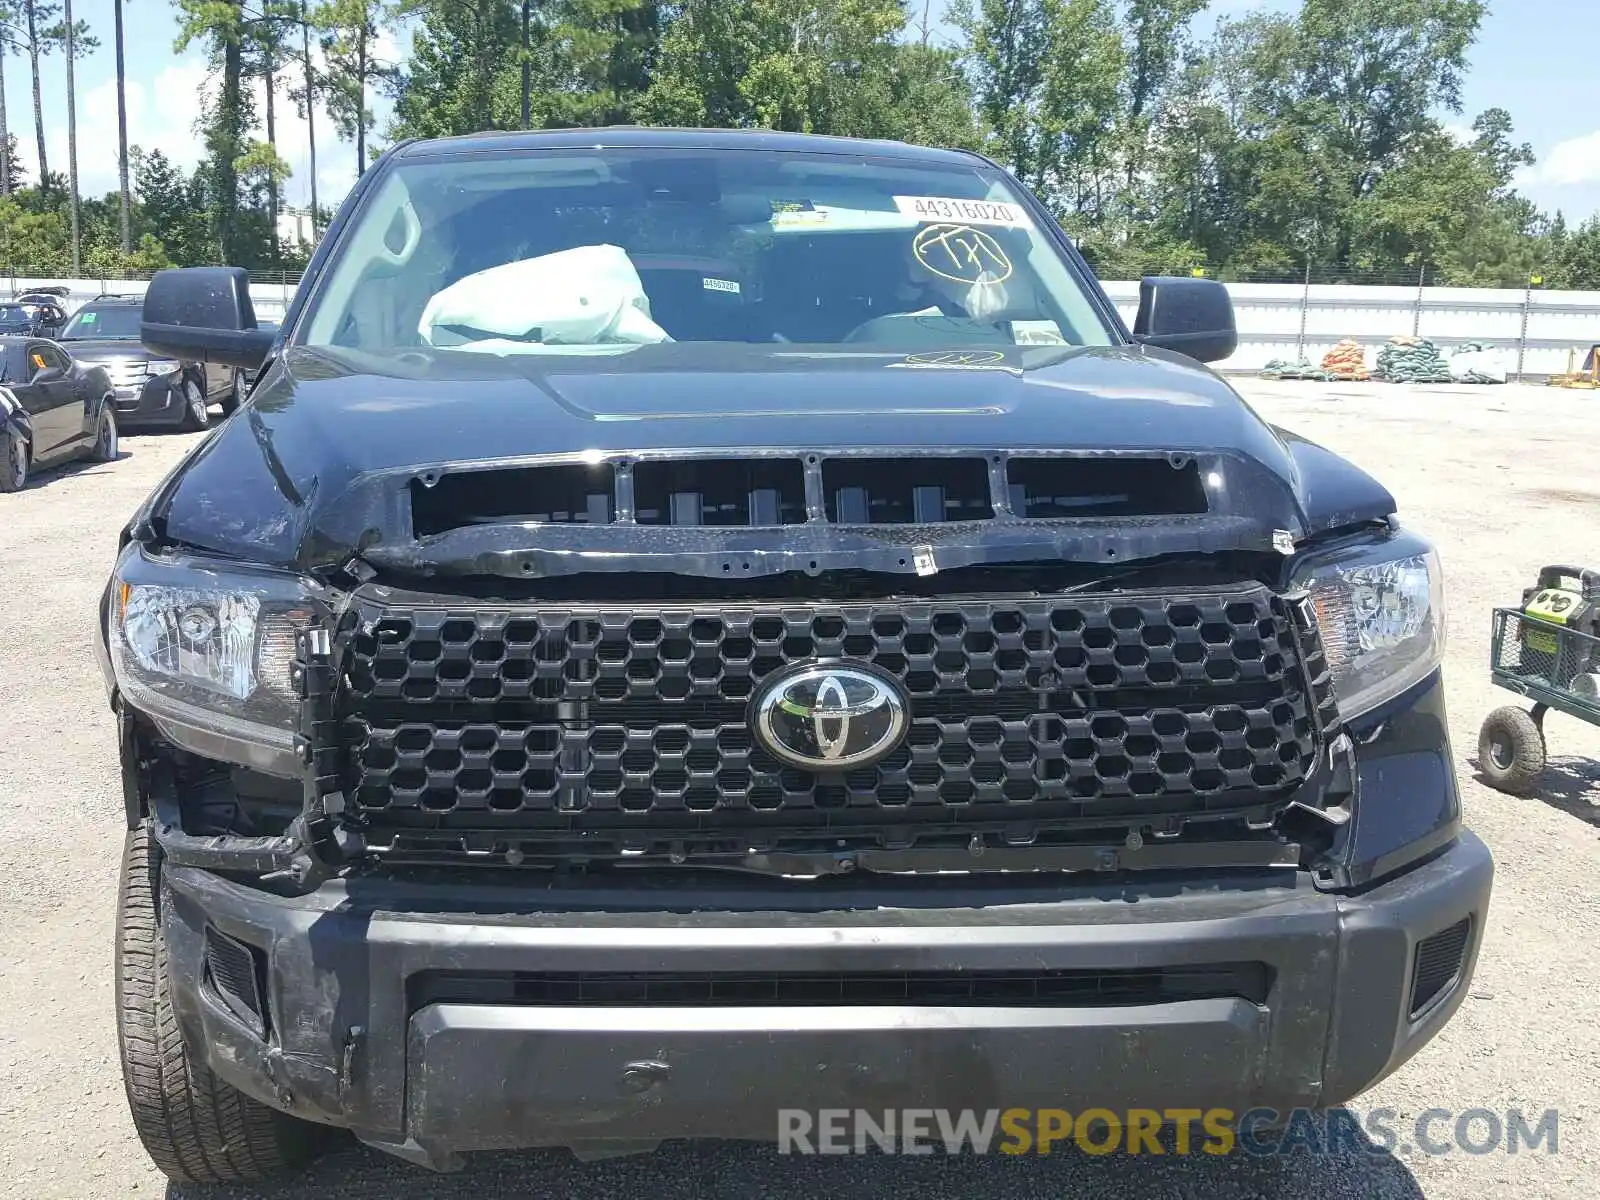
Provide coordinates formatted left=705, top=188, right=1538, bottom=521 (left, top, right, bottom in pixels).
left=1481, top=565, right=1600, bottom=793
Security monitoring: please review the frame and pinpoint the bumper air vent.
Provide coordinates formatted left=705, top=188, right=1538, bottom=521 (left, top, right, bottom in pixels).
left=1410, top=917, right=1472, bottom=1017
left=411, top=963, right=1274, bottom=1009
left=203, top=926, right=269, bottom=1038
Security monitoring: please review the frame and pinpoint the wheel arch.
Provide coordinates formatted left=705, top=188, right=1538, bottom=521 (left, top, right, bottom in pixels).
left=2, top=407, right=34, bottom=446
left=1, top=414, right=31, bottom=489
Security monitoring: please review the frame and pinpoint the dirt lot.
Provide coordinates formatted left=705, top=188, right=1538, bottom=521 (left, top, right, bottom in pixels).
left=0, top=380, right=1596, bottom=1199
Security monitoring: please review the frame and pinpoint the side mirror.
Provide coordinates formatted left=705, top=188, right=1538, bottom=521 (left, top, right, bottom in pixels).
left=141, top=266, right=275, bottom=370
left=32, top=365, right=62, bottom=383
left=1132, top=276, right=1238, bottom=364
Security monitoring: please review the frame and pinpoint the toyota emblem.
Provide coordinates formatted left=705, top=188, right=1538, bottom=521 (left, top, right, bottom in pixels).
left=750, top=662, right=909, bottom=771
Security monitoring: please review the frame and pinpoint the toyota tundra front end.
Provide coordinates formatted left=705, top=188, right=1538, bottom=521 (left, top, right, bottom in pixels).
left=99, top=128, right=1490, bottom=1184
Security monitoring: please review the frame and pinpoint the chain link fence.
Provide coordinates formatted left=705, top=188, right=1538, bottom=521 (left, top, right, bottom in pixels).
left=0, top=268, right=308, bottom=289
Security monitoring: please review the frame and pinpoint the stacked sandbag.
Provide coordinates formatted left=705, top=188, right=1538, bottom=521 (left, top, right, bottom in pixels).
left=1448, top=341, right=1510, bottom=384
left=1320, top=339, right=1370, bottom=381
left=1260, top=358, right=1329, bottom=381
left=1376, top=336, right=1452, bottom=383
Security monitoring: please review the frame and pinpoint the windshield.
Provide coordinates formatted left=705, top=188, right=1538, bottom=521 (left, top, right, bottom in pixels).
left=299, top=147, right=1116, bottom=355
left=61, top=305, right=140, bottom=340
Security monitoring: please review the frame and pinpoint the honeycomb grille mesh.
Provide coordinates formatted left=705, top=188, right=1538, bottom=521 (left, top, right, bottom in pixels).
left=338, top=590, right=1319, bottom=838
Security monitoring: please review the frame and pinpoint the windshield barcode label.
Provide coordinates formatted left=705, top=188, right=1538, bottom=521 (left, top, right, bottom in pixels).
left=893, top=196, right=1032, bottom=228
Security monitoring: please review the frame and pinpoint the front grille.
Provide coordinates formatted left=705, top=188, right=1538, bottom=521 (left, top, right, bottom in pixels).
left=1410, top=917, right=1472, bottom=1016
left=339, top=589, right=1320, bottom=845
left=410, top=963, right=1274, bottom=1009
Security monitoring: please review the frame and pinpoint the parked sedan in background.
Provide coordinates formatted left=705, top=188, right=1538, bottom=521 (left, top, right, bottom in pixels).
left=0, top=336, right=117, bottom=491
left=55, top=295, right=246, bottom=431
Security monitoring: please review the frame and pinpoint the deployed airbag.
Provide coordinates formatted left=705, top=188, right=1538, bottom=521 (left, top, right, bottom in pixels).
left=419, top=244, right=671, bottom=351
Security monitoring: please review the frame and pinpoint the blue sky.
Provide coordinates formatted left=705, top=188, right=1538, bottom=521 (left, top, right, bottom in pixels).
left=8, top=0, right=1598, bottom=225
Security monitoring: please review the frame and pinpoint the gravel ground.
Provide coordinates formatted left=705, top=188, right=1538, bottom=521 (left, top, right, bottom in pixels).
left=0, top=380, right=1596, bottom=1199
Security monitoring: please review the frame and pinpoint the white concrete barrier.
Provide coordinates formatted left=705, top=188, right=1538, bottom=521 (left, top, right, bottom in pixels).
left=9, top=274, right=1597, bottom=379
left=5, top=277, right=297, bottom=326
left=1101, top=280, right=1600, bottom=378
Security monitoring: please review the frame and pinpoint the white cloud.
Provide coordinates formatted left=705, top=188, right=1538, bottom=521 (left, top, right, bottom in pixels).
left=1522, top=130, right=1600, bottom=187
left=1442, top=122, right=1474, bottom=145
left=22, top=44, right=376, bottom=216
left=40, top=59, right=209, bottom=198
left=373, top=25, right=405, bottom=67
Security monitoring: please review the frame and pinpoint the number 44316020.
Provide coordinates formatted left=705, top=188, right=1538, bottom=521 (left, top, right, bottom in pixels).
left=892, top=196, right=1032, bottom=228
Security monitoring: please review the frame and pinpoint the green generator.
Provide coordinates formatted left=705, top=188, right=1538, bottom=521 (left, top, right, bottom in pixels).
left=1519, top=565, right=1600, bottom=688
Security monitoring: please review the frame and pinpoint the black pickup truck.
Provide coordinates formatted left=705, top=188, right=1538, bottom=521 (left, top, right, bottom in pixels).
left=99, top=128, right=1490, bottom=1182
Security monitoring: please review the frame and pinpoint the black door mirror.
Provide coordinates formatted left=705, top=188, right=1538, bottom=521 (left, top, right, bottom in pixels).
left=141, top=266, right=275, bottom=370
left=1131, top=276, right=1238, bottom=365
left=32, top=365, right=62, bottom=383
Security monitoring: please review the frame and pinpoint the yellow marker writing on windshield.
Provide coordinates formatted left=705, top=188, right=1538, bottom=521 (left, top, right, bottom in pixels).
left=912, top=223, right=1013, bottom=285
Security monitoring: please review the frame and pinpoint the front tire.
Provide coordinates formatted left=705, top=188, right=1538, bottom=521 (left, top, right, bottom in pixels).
left=115, top=824, right=319, bottom=1183
left=178, top=376, right=211, bottom=432
left=1478, top=706, right=1546, bottom=794
left=0, top=429, right=27, bottom=491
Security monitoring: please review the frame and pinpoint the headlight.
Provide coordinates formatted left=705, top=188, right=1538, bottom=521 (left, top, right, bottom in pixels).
left=1290, top=528, right=1444, bottom=719
left=145, top=359, right=182, bottom=376
left=108, top=544, right=321, bottom=776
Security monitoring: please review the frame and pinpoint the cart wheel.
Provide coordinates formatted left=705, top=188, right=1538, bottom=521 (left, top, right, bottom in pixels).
left=1478, top=706, right=1546, bottom=795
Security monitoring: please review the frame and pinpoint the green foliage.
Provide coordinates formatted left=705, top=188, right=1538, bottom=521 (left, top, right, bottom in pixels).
left=313, top=0, right=398, bottom=168
left=531, top=0, right=661, bottom=127
left=391, top=0, right=663, bottom=137
left=641, top=0, right=910, bottom=134
left=392, top=0, right=977, bottom=150
left=0, top=193, right=68, bottom=268
left=133, top=147, right=211, bottom=264
left=1049, top=0, right=1531, bottom=281
left=1549, top=217, right=1600, bottom=291
left=389, top=0, right=521, bottom=137
left=0, top=135, right=28, bottom=190
left=175, top=0, right=252, bottom=261
left=1119, top=0, right=1206, bottom=198
left=0, top=0, right=1589, bottom=284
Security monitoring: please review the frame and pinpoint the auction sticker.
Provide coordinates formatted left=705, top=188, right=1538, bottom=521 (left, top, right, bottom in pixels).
left=772, top=209, right=830, bottom=227
left=894, top=195, right=1032, bottom=227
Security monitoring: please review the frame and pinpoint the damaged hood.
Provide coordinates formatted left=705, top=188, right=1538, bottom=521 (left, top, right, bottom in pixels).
left=143, top=342, right=1395, bottom=576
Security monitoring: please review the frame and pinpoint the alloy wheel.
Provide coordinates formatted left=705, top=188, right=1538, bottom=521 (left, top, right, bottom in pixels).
left=4, top=435, right=26, bottom=489
left=185, top=379, right=209, bottom=428
left=98, top=409, right=119, bottom=460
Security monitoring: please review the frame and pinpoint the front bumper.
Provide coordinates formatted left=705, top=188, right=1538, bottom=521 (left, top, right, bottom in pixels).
left=159, top=829, right=1491, bottom=1165
left=110, top=376, right=184, bottom=426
